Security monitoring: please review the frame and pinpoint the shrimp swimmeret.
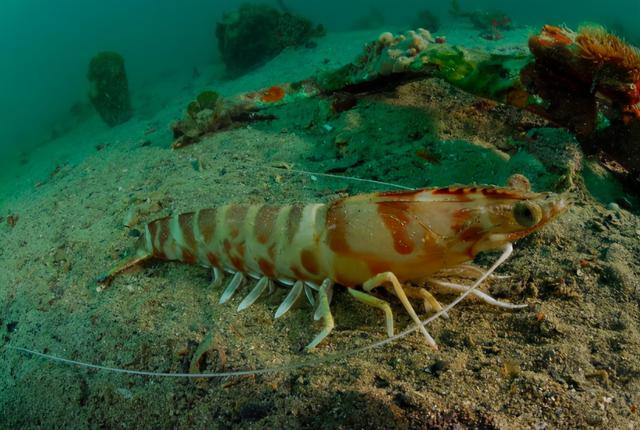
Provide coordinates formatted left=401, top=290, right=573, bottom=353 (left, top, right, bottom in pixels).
left=97, top=173, right=570, bottom=351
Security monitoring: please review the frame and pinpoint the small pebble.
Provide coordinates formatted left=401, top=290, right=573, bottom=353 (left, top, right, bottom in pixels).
left=128, top=229, right=142, bottom=238
left=238, top=402, right=272, bottom=422
left=426, top=359, right=449, bottom=376
left=607, top=202, right=620, bottom=211
left=116, top=388, right=133, bottom=400
left=190, top=157, right=204, bottom=171
left=6, top=214, right=18, bottom=227
left=334, top=133, right=350, bottom=146
left=7, top=321, right=18, bottom=333
left=501, top=359, right=521, bottom=379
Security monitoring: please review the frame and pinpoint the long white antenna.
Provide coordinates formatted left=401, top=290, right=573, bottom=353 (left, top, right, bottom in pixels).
left=265, top=166, right=415, bottom=190
left=6, top=345, right=331, bottom=378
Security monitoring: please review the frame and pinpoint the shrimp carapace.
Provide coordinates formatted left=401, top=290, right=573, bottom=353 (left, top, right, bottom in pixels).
left=98, top=174, right=569, bottom=349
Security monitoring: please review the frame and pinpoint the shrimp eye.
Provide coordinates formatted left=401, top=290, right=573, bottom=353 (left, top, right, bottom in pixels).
left=513, top=201, right=541, bottom=228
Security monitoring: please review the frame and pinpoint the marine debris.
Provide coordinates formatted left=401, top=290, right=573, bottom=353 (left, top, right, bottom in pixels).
left=87, top=52, right=133, bottom=127
left=216, top=3, right=325, bottom=75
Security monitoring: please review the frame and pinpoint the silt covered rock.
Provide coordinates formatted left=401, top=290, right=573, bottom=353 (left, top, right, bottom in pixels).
left=216, top=3, right=325, bottom=75
left=87, top=52, right=133, bottom=127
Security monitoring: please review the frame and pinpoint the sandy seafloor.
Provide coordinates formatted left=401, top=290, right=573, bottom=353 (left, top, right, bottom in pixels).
left=1, top=24, right=639, bottom=429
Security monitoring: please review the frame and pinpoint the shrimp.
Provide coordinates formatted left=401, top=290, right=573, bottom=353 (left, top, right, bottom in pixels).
left=97, top=174, right=569, bottom=350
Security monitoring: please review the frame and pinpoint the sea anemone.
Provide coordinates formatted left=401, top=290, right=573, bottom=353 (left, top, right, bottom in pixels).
left=575, top=25, right=640, bottom=80
left=378, top=32, right=394, bottom=46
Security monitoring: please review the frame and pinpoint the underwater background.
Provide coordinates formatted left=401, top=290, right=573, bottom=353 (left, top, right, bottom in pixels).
left=1, top=0, right=639, bottom=160
left=1, top=0, right=640, bottom=428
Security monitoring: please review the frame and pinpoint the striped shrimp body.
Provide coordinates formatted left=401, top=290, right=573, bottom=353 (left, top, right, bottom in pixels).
left=99, top=174, right=569, bottom=350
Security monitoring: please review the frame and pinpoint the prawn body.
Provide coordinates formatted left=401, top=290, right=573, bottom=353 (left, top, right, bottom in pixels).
left=101, top=175, right=569, bottom=349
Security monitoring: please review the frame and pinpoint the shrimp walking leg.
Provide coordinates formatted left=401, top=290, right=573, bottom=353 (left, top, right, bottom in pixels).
left=347, top=288, right=395, bottom=337
left=435, top=264, right=510, bottom=281
left=400, top=285, right=448, bottom=317
left=363, top=272, right=438, bottom=349
left=305, top=279, right=335, bottom=350
left=211, top=267, right=224, bottom=288
left=237, top=276, right=271, bottom=311
left=429, top=279, right=527, bottom=309
left=219, top=272, right=245, bottom=304
left=274, top=280, right=304, bottom=319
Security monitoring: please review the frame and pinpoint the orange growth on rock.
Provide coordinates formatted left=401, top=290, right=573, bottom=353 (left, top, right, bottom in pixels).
left=540, top=25, right=574, bottom=46
left=524, top=24, right=640, bottom=179
left=261, top=86, right=286, bottom=103
left=575, top=26, right=640, bottom=77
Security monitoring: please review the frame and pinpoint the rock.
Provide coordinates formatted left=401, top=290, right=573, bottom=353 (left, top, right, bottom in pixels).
left=87, top=52, right=132, bottom=127
left=602, top=244, right=639, bottom=297
left=215, top=3, right=324, bottom=75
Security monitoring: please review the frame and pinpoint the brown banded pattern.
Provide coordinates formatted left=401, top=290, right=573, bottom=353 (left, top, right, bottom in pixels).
left=139, top=202, right=332, bottom=284
left=102, top=173, right=569, bottom=350
left=137, top=181, right=565, bottom=290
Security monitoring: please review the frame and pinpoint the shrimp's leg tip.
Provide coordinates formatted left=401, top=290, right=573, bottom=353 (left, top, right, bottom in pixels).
left=402, top=285, right=449, bottom=319
left=304, top=326, right=333, bottom=351
left=305, top=279, right=335, bottom=350
left=210, top=267, right=224, bottom=289
left=363, top=272, right=438, bottom=348
left=348, top=288, right=395, bottom=337
left=430, top=279, right=527, bottom=310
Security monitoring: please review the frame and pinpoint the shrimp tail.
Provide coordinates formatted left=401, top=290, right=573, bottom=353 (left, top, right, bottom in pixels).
left=95, top=251, right=152, bottom=291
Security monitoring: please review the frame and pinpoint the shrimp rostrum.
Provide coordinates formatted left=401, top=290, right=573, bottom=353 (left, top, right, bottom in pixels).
left=98, top=174, right=569, bottom=350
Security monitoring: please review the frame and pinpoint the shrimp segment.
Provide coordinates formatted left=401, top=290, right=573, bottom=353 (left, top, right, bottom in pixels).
left=98, top=175, right=569, bottom=349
